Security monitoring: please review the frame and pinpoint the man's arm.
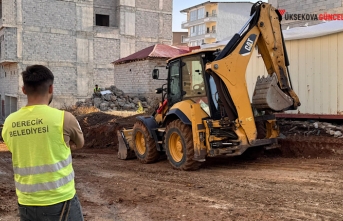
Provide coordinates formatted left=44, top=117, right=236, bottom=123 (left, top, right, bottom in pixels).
left=63, top=111, right=84, bottom=149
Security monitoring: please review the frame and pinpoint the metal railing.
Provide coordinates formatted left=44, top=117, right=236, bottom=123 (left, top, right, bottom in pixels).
left=182, top=13, right=217, bottom=24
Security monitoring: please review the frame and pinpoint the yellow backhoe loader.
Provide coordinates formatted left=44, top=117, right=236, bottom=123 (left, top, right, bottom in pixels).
left=117, top=1, right=301, bottom=170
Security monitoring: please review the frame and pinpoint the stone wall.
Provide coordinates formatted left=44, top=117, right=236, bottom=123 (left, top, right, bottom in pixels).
left=113, top=58, right=168, bottom=97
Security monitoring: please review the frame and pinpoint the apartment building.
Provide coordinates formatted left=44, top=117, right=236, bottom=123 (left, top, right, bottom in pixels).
left=0, top=0, right=172, bottom=119
left=180, top=1, right=252, bottom=46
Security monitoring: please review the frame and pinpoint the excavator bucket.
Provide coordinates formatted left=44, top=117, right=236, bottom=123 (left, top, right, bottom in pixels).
left=252, top=73, right=293, bottom=111
left=117, top=129, right=136, bottom=160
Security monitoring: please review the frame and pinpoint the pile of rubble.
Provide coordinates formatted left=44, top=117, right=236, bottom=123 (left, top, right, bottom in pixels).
left=279, top=120, right=343, bottom=138
left=75, top=85, right=159, bottom=112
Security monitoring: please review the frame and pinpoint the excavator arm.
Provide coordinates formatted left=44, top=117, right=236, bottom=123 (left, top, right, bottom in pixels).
left=205, top=1, right=300, bottom=144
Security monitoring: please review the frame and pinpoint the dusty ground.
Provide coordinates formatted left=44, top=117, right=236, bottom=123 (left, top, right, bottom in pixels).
left=1, top=113, right=343, bottom=221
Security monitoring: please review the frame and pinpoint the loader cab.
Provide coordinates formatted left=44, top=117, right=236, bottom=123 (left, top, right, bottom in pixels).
left=167, top=51, right=219, bottom=117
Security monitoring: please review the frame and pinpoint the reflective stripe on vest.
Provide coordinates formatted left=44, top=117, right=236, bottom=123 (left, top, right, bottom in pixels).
left=15, top=171, right=74, bottom=193
left=13, top=154, right=72, bottom=176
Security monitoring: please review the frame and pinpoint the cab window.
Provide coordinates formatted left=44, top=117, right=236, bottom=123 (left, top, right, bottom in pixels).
left=181, top=55, right=210, bottom=115
left=168, top=60, right=181, bottom=105
left=181, top=55, right=206, bottom=99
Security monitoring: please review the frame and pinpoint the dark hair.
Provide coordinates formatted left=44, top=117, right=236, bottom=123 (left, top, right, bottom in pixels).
left=21, top=65, right=54, bottom=95
left=95, top=84, right=98, bottom=86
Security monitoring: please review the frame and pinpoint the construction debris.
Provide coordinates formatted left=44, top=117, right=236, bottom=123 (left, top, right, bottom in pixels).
left=75, top=85, right=159, bottom=112
left=278, top=119, right=343, bottom=138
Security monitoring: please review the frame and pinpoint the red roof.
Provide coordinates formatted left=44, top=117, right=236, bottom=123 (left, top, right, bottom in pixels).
left=112, top=44, right=199, bottom=65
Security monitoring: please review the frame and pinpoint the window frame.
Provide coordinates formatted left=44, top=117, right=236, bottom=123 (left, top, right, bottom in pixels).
left=95, top=14, right=110, bottom=27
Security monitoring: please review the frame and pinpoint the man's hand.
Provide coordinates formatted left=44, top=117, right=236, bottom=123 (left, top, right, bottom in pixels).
left=69, top=140, right=77, bottom=150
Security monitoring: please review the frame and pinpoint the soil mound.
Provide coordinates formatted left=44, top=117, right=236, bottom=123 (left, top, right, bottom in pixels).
left=76, top=112, right=142, bottom=149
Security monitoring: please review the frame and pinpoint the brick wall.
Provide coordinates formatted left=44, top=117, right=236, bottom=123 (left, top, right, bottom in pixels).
left=0, top=0, right=173, bottom=111
left=22, top=31, right=76, bottom=62
left=136, top=11, right=160, bottom=38
left=49, top=66, right=78, bottom=96
left=1, top=0, right=16, bottom=26
left=0, top=27, right=17, bottom=61
left=0, top=63, right=20, bottom=118
left=162, top=0, right=173, bottom=12
left=94, top=38, right=120, bottom=64
left=94, top=0, right=117, bottom=27
left=135, top=41, right=157, bottom=52
left=136, top=0, right=160, bottom=10
left=94, top=68, right=115, bottom=89
left=22, top=0, right=77, bottom=30
left=113, top=59, right=168, bottom=96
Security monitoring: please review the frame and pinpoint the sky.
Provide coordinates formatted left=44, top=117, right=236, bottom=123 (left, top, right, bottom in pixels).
left=172, top=0, right=265, bottom=32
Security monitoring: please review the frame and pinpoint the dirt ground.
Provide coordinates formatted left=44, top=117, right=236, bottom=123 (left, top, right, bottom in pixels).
left=1, top=113, right=343, bottom=221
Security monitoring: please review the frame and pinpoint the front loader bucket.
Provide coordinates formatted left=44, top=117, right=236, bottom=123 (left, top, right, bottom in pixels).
left=252, top=73, right=293, bottom=111
left=117, top=129, right=136, bottom=160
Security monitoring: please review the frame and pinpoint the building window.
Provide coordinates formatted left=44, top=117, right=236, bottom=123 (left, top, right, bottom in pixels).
left=199, top=24, right=205, bottom=35
left=191, top=26, right=195, bottom=37
left=96, top=14, right=109, bottom=27
left=190, top=7, right=205, bottom=21
left=190, top=24, right=206, bottom=37
left=212, top=9, right=217, bottom=17
left=181, top=35, right=186, bottom=43
left=197, top=7, right=205, bottom=19
left=190, top=10, right=197, bottom=21
left=212, top=25, right=216, bottom=33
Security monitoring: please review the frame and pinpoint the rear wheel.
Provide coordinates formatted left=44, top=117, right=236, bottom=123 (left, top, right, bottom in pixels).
left=132, top=121, right=159, bottom=164
left=164, top=120, right=202, bottom=170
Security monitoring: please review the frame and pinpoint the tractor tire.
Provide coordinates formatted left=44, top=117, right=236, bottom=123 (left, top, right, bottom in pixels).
left=256, top=120, right=267, bottom=139
left=132, top=121, right=159, bottom=164
left=164, top=120, right=202, bottom=171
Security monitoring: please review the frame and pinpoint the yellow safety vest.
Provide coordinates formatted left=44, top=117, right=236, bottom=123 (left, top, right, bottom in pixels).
left=2, top=105, right=75, bottom=206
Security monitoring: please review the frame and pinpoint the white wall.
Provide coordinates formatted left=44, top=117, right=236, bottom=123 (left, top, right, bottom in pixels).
left=216, top=3, right=252, bottom=41
left=246, top=31, right=343, bottom=115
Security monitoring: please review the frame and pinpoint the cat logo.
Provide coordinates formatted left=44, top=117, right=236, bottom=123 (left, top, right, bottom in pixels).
left=239, top=34, right=257, bottom=56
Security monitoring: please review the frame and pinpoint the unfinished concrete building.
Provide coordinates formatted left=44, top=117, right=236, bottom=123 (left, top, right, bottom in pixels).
left=0, top=0, right=172, bottom=119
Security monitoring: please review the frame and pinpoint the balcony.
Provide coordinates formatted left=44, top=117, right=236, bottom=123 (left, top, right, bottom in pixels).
left=183, top=37, right=190, bottom=43
left=182, top=30, right=217, bottom=44
left=205, top=30, right=216, bottom=39
left=181, top=13, right=217, bottom=29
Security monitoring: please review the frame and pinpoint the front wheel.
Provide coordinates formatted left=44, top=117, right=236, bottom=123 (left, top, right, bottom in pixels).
left=132, top=121, right=159, bottom=164
left=164, top=120, right=202, bottom=170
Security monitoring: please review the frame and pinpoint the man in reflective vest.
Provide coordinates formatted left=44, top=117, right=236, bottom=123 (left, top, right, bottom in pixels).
left=93, top=84, right=101, bottom=98
left=2, top=65, right=84, bottom=220
left=94, top=84, right=101, bottom=93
